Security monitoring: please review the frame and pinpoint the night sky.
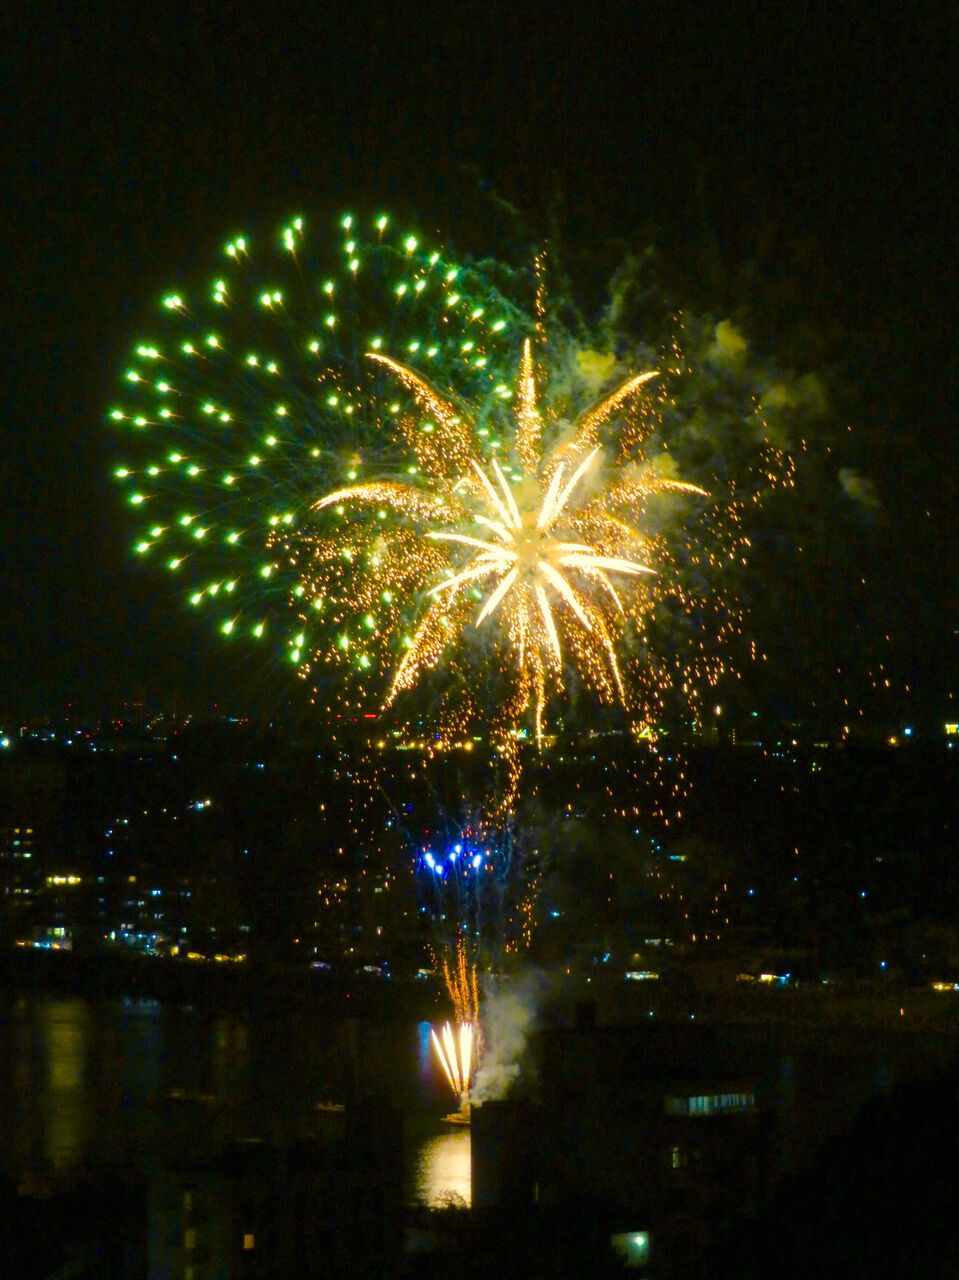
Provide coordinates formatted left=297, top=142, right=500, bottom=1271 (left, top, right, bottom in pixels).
left=2, top=1, right=955, bottom=721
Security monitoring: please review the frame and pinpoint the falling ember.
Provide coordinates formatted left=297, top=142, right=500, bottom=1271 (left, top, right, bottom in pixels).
left=443, top=938, right=480, bottom=1026
left=431, top=1020, right=474, bottom=1111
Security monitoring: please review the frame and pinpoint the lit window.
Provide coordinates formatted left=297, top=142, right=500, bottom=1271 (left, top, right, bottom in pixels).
left=243, top=1233, right=255, bottom=1250
left=665, top=1092, right=755, bottom=1117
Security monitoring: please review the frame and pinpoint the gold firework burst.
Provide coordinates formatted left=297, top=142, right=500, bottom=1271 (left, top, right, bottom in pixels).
left=308, top=339, right=705, bottom=742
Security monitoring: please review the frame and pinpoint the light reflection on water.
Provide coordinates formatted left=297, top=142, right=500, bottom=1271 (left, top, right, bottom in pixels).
left=408, top=1127, right=472, bottom=1207
left=41, top=998, right=89, bottom=1173
left=0, top=993, right=461, bottom=1204
left=417, top=1018, right=434, bottom=1080
left=409, top=1019, right=472, bottom=1206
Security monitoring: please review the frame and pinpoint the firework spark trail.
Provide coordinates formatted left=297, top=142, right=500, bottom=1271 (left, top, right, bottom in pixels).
left=422, top=845, right=492, bottom=949
left=431, top=1021, right=474, bottom=1103
left=424, top=943, right=478, bottom=1108
left=443, top=937, right=481, bottom=1026
left=432, top=939, right=479, bottom=1107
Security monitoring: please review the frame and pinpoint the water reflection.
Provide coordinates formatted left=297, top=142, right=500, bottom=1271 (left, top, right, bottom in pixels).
left=417, top=1019, right=434, bottom=1080
left=410, top=1128, right=472, bottom=1207
left=40, top=997, right=90, bottom=1173
left=0, top=994, right=462, bottom=1205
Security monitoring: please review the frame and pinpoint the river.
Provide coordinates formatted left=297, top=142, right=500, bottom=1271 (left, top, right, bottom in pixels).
left=0, top=991, right=471, bottom=1208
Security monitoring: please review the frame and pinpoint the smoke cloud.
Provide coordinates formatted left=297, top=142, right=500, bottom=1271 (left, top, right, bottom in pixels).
left=706, top=319, right=749, bottom=365
left=838, top=467, right=881, bottom=510
left=471, top=969, right=549, bottom=1102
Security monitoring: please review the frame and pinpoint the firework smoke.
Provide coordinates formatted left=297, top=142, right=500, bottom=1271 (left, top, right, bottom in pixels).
left=470, top=969, right=549, bottom=1103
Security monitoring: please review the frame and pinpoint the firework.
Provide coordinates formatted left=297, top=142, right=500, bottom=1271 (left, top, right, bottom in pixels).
left=109, top=213, right=524, bottom=687
left=304, top=337, right=706, bottom=744
left=112, top=216, right=795, bottom=775
left=431, top=943, right=478, bottom=1111
left=417, top=809, right=530, bottom=956
left=431, top=1021, right=474, bottom=1108
left=441, top=937, right=481, bottom=1025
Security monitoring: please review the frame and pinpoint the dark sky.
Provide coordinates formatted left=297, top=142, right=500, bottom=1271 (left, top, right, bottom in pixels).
left=2, top=0, right=955, bottom=720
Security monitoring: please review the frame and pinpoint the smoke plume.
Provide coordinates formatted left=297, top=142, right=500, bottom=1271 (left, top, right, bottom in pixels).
left=471, top=969, right=548, bottom=1102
